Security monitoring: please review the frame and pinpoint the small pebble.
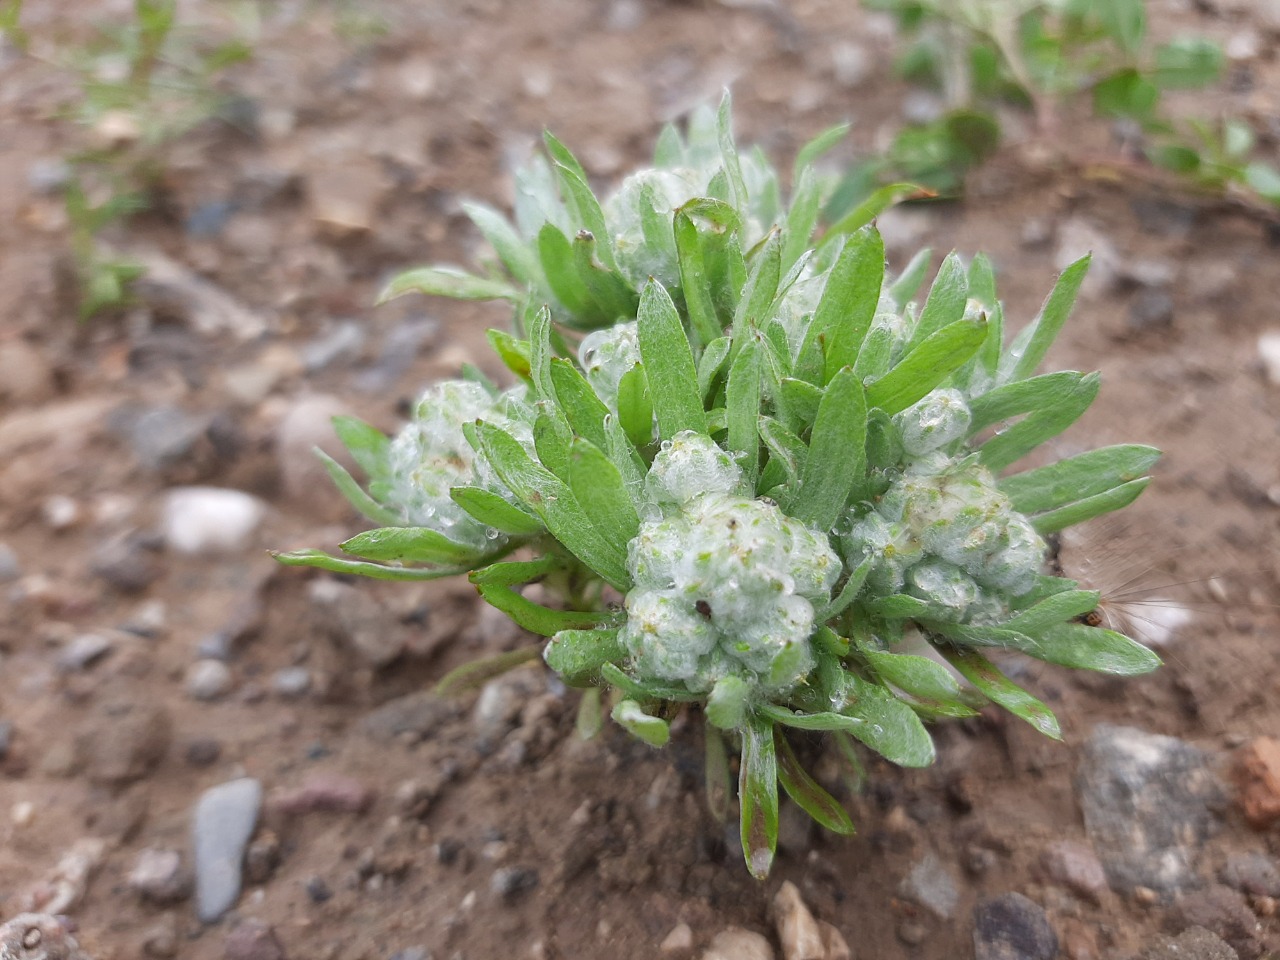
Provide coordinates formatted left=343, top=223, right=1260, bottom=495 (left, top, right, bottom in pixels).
left=972, top=893, right=1058, bottom=960
left=42, top=495, right=81, bottom=531
left=701, top=928, right=774, bottom=960
left=185, top=737, right=222, bottom=767
left=897, top=921, right=927, bottom=946
left=222, top=919, right=286, bottom=960
left=128, top=847, right=191, bottom=904
left=141, top=916, right=180, bottom=958
left=0, top=543, right=19, bottom=582
left=187, top=660, right=233, bottom=701
left=162, top=487, right=266, bottom=555
left=490, top=866, right=539, bottom=902
left=660, top=922, right=694, bottom=954
left=1259, top=333, right=1280, bottom=387
left=193, top=778, right=263, bottom=922
left=271, top=667, right=312, bottom=699
left=304, top=876, right=332, bottom=903
left=1221, top=853, right=1280, bottom=898
left=57, top=633, right=116, bottom=672
left=772, top=880, right=824, bottom=960
left=11, top=801, right=34, bottom=826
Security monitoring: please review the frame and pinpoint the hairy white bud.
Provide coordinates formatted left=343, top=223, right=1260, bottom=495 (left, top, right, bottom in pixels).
left=578, top=320, right=642, bottom=410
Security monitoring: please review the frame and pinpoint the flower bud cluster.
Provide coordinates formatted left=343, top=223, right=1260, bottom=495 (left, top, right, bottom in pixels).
left=621, top=432, right=840, bottom=694
left=844, top=449, right=1045, bottom=623
left=578, top=321, right=641, bottom=410
left=384, top=380, right=534, bottom=551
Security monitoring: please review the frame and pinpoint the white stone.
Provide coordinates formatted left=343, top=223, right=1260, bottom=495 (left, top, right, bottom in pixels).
left=1259, top=331, right=1280, bottom=385
left=701, top=928, right=775, bottom=960
left=162, top=487, right=266, bottom=555
left=772, top=881, right=825, bottom=960
left=186, top=660, right=233, bottom=701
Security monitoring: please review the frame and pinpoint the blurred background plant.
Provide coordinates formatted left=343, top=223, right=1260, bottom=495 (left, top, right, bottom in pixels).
left=828, top=0, right=1280, bottom=219
left=44, top=0, right=258, bottom=318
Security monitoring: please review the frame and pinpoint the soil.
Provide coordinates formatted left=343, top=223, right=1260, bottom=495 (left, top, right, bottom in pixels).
left=1, top=1, right=1280, bottom=959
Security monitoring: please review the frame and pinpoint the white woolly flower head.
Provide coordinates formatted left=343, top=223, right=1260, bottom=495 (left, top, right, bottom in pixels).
left=622, top=485, right=840, bottom=695
left=644, top=430, right=745, bottom=508
left=578, top=321, right=641, bottom=411
left=384, top=380, right=533, bottom=551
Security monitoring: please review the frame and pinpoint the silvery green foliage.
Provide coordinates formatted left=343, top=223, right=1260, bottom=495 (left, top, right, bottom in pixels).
left=281, top=96, right=1163, bottom=879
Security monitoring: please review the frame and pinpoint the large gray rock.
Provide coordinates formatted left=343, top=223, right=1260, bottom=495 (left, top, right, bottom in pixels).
left=192, top=778, right=263, bottom=922
left=1077, top=725, right=1224, bottom=895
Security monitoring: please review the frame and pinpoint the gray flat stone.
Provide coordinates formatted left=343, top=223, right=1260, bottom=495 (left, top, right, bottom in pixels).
left=192, top=778, right=262, bottom=922
left=1077, top=724, right=1225, bottom=895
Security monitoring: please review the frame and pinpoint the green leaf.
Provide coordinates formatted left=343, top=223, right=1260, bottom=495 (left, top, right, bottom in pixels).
left=739, top=715, right=779, bottom=879
left=705, top=725, right=732, bottom=821
left=1029, top=622, right=1161, bottom=675
left=604, top=413, right=647, bottom=509
left=775, top=729, right=855, bottom=835
left=794, top=368, right=866, bottom=532
left=726, top=338, right=762, bottom=487
left=486, top=329, right=533, bottom=382
left=731, top=230, right=782, bottom=346
left=315, top=449, right=401, bottom=526
left=938, top=647, right=1061, bottom=739
left=815, top=558, right=871, bottom=622
left=341, top=527, right=483, bottom=565
left=568, top=437, right=640, bottom=551
left=794, top=121, right=851, bottom=184
left=1096, top=0, right=1145, bottom=53
left=717, top=91, right=749, bottom=216
left=1006, top=256, right=1091, bottom=383
left=796, top=226, right=884, bottom=385
left=436, top=646, right=541, bottom=696
left=272, top=549, right=466, bottom=581
left=1029, top=478, right=1152, bottom=534
left=378, top=266, right=520, bottom=304
left=1004, top=590, right=1100, bottom=634
left=706, top=675, right=753, bottom=730
left=527, top=305, right=554, bottom=400
left=474, top=421, right=630, bottom=589
left=617, top=363, right=655, bottom=449
left=859, top=643, right=968, bottom=705
left=865, top=317, right=987, bottom=415
left=449, top=486, right=543, bottom=536
left=977, top=374, right=1100, bottom=473
left=697, top=336, right=733, bottom=404
left=612, top=700, right=672, bottom=747
left=968, top=371, right=1089, bottom=431
left=537, top=223, right=600, bottom=324
left=1153, top=37, right=1220, bottom=89
left=544, top=628, right=625, bottom=687
left=573, top=231, right=638, bottom=323
left=777, top=377, right=823, bottom=434
left=638, top=279, right=707, bottom=439
left=600, top=662, right=701, bottom=702
left=552, top=160, right=616, bottom=272
left=1246, top=162, right=1280, bottom=203
left=1093, top=69, right=1158, bottom=120
left=887, top=248, right=932, bottom=308
left=674, top=209, right=724, bottom=350
left=1000, top=444, right=1161, bottom=515
left=908, top=252, right=968, bottom=349
left=471, top=557, right=616, bottom=636
left=760, top=684, right=935, bottom=768
left=550, top=358, right=611, bottom=450
left=330, top=416, right=388, bottom=480
left=1151, top=144, right=1202, bottom=175
left=654, top=122, right=684, bottom=167
left=758, top=416, right=807, bottom=488
left=820, top=183, right=927, bottom=248
left=463, top=201, right=544, bottom=291
left=533, top=409, right=574, bottom=481
left=783, top=167, right=822, bottom=273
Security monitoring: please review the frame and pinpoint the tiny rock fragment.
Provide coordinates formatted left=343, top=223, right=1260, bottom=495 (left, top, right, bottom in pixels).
left=267, top=773, right=374, bottom=816
left=660, top=922, right=694, bottom=955
left=772, top=880, right=825, bottom=960
left=972, top=893, right=1058, bottom=960
left=1235, top=737, right=1280, bottom=828
left=128, top=249, right=268, bottom=340
left=1040, top=840, right=1108, bottom=903
left=129, top=847, right=192, bottom=904
left=818, top=922, right=851, bottom=960
left=17, top=838, right=108, bottom=915
left=222, top=919, right=286, bottom=960
left=0, top=913, right=93, bottom=960
left=162, top=487, right=266, bottom=556
left=1258, top=332, right=1280, bottom=386
left=700, top=927, right=775, bottom=960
